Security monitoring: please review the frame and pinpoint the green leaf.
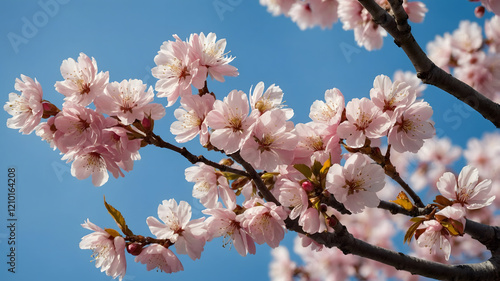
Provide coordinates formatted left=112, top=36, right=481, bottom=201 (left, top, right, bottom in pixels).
left=294, top=164, right=312, bottom=180
left=222, top=172, right=242, bottom=181
left=104, top=196, right=134, bottom=237
left=311, top=160, right=323, bottom=176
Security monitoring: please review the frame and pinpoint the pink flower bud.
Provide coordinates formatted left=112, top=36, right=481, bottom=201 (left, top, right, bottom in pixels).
left=142, top=117, right=151, bottom=130
left=327, top=216, right=338, bottom=228
left=475, top=6, right=485, bottom=18
left=301, top=181, right=314, bottom=192
left=127, top=243, right=143, bottom=256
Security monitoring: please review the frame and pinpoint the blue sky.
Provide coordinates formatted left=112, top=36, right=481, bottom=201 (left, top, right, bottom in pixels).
left=0, top=1, right=496, bottom=281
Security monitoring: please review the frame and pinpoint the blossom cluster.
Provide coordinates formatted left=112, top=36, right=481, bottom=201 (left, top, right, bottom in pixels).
left=5, top=29, right=498, bottom=281
left=259, top=0, right=428, bottom=50
left=427, top=15, right=500, bottom=103
left=4, top=53, right=166, bottom=186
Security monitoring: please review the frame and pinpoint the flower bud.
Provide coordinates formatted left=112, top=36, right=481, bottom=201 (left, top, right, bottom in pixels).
left=301, top=181, right=314, bottom=192
left=475, top=6, right=485, bottom=18
left=127, top=243, right=143, bottom=256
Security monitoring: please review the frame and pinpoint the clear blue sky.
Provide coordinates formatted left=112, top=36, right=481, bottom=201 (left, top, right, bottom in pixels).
left=0, top=1, right=495, bottom=281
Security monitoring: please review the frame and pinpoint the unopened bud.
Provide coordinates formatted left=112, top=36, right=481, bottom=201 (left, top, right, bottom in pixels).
left=41, top=101, right=60, bottom=118
left=475, top=6, right=485, bottom=18
left=127, top=243, right=143, bottom=256
left=301, top=181, right=314, bottom=192
left=142, top=117, right=151, bottom=131
left=327, top=216, right=338, bottom=228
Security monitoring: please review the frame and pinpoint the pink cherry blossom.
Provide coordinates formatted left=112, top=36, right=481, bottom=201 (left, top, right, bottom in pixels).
left=79, top=219, right=127, bottom=280
left=454, top=52, right=500, bottom=103
left=288, top=0, right=339, bottom=30
left=53, top=102, right=114, bottom=154
left=293, top=122, right=341, bottom=165
left=437, top=165, right=495, bottom=210
left=260, top=0, right=295, bottom=16
left=387, top=101, right=435, bottom=153
left=94, top=79, right=165, bottom=125
left=269, top=247, right=297, bottom=281
left=464, top=132, right=500, bottom=180
left=240, top=110, right=298, bottom=171
left=485, top=15, right=500, bottom=53
left=338, top=0, right=387, bottom=50
left=393, top=70, right=427, bottom=97
left=403, top=0, right=428, bottom=23
left=369, top=74, right=416, bottom=118
left=35, top=116, right=57, bottom=149
left=170, top=94, right=215, bottom=145
left=102, top=126, right=142, bottom=172
left=203, top=206, right=256, bottom=257
left=55, top=53, right=109, bottom=106
left=415, top=219, right=451, bottom=261
left=237, top=198, right=288, bottom=248
left=146, top=199, right=207, bottom=260
left=482, top=0, right=500, bottom=15
left=337, top=97, right=391, bottom=148
left=188, top=32, right=238, bottom=82
left=417, top=137, right=462, bottom=167
left=450, top=21, right=483, bottom=57
left=309, top=88, right=345, bottom=126
left=205, top=90, right=256, bottom=154
left=4, top=75, right=44, bottom=134
left=249, top=82, right=293, bottom=119
left=326, top=153, right=385, bottom=214
left=68, top=145, right=124, bottom=187
left=134, top=244, right=183, bottom=273
left=277, top=179, right=309, bottom=220
left=152, top=35, right=207, bottom=107
left=426, top=33, right=453, bottom=72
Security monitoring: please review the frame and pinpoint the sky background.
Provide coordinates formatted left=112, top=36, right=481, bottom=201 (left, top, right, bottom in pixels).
left=0, top=1, right=496, bottom=281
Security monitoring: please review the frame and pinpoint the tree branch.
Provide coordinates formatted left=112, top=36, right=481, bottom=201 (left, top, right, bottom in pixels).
left=144, top=132, right=249, bottom=177
left=357, top=0, right=500, bottom=128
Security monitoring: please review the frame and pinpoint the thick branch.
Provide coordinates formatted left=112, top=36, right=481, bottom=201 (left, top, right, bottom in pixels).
left=358, top=0, right=500, bottom=128
left=301, top=220, right=500, bottom=281
left=144, top=132, right=249, bottom=177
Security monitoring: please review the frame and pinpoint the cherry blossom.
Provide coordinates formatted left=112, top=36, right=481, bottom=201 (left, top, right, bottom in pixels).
left=369, top=74, right=416, bottom=118
left=146, top=199, right=207, bottom=260
left=134, top=244, right=183, bottom=273
left=79, top=219, right=127, bottom=280
left=240, top=109, right=298, bottom=171
left=415, top=219, right=451, bottom=261
left=188, top=32, right=238, bottom=82
left=237, top=198, right=288, bottom=248
left=249, top=81, right=293, bottom=119
left=426, top=32, right=453, bottom=72
left=485, top=15, right=500, bottom=53
left=481, top=0, right=500, bottom=15
left=387, top=101, right=435, bottom=153
left=464, top=132, right=500, bottom=180
left=203, top=205, right=256, bottom=257
left=277, top=179, right=309, bottom=221
left=269, top=247, right=297, bottom=281
left=205, top=90, right=256, bottom=154
left=54, top=52, right=109, bottom=106
left=170, top=94, right=215, bottom=145
left=393, top=70, right=427, bottom=97
left=152, top=35, right=207, bottom=106
left=326, top=153, right=385, bottom=213
left=293, top=122, right=341, bottom=165
left=68, top=145, right=124, bottom=187
left=260, top=0, right=295, bottom=16
left=94, top=79, right=165, bottom=125
left=337, top=97, right=391, bottom=148
left=288, top=0, right=339, bottom=30
left=309, top=88, right=345, bottom=126
left=403, top=0, right=428, bottom=23
left=35, top=116, right=57, bottom=149
left=4, top=75, right=44, bottom=134
left=337, top=0, right=387, bottom=50
left=437, top=165, right=495, bottom=210
left=451, top=20, right=483, bottom=55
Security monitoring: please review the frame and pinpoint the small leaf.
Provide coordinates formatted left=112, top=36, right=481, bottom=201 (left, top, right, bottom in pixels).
left=294, top=164, right=312, bottom=180
left=390, top=191, right=415, bottom=211
left=104, top=196, right=134, bottom=237
left=311, top=160, right=323, bottom=176
left=433, top=195, right=453, bottom=209
left=404, top=219, right=425, bottom=244
left=320, top=157, right=332, bottom=176
left=222, top=172, right=242, bottom=181
left=105, top=228, right=122, bottom=238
